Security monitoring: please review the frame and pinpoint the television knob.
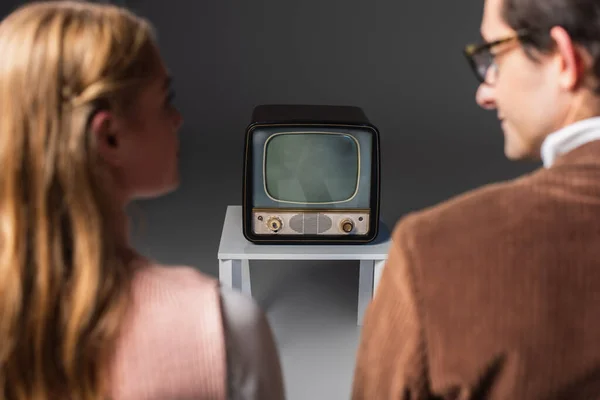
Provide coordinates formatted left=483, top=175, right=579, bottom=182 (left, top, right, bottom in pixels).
left=340, top=219, right=354, bottom=233
left=266, top=216, right=283, bottom=232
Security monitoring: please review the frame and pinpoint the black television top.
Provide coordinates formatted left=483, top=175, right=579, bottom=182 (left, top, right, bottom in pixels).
left=250, top=104, right=372, bottom=126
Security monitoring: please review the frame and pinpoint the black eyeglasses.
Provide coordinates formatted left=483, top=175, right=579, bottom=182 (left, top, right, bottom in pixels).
left=464, top=30, right=529, bottom=84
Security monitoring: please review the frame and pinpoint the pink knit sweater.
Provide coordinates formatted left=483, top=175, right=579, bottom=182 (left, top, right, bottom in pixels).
left=109, top=262, right=227, bottom=399
left=106, top=258, right=285, bottom=400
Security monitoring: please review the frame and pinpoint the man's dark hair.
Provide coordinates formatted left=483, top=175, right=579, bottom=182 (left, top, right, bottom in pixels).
left=502, top=0, right=600, bottom=91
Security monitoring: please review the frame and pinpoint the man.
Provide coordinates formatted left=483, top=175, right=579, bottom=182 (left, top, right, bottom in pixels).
left=352, top=0, right=600, bottom=398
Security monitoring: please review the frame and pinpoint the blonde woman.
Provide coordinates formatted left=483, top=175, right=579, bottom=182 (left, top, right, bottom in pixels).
left=0, top=1, right=285, bottom=399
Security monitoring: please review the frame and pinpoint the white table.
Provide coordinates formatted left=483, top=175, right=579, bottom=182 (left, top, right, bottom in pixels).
left=217, top=205, right=392, bottom=325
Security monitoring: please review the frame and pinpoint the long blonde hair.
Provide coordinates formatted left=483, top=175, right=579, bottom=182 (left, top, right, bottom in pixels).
left=0, top=1, right=160, bottom=398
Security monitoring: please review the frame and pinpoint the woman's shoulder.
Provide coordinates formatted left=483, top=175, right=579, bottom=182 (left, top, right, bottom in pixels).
left=128, top=259, right=269, bottom=339
left=125, top=259, right=226, bottom=336
left=110, top=259, right=230, bottom=399
left=127, top=257, right=286, bottom=399
left=131, top=258, right=268, bottom=341
left=132, top=258, right=218, bottom=288
left=129, top=256, right=266, bottom=324
left=128, top=258, right=226, bottom=306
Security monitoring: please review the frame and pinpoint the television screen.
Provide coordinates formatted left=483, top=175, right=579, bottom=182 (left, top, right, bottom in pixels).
left=264, top=132, right=359, bottom=204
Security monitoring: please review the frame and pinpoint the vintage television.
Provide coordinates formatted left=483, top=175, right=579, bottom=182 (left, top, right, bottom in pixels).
left=242, top=104, right=381, bottom=245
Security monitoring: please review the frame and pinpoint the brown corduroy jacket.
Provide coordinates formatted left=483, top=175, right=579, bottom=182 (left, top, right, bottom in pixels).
left=352, top=140, right=600, bottom=400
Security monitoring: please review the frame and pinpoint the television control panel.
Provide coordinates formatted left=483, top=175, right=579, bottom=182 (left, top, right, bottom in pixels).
left=251, top=209, right=371, bottom=236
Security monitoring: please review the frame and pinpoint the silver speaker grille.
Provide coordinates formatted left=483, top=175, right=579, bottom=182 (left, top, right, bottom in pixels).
left=289, top=214, right=332, bottom=234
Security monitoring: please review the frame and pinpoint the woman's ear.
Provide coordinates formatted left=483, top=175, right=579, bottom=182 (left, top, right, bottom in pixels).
left=90, top=110, right=123, bottom=167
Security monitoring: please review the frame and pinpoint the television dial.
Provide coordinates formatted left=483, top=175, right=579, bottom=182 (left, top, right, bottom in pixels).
left=266, top=216, right=283, bottom=232
left=340, top=219, right=354, bottom=233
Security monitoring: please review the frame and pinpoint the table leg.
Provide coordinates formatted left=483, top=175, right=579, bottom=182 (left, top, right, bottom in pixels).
left=219, top=259, right=234, bottom=289
left=357, top=260, right=374, bottom=326
left=374, top=259, right=385, bottom=295
left=219, top=259, right=252, bottom=296
left=241, top=259, right=251, bottom=295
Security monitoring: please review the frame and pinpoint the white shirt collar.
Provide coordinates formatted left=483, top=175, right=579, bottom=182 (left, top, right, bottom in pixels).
left=541, top=116, right=600, bottom=168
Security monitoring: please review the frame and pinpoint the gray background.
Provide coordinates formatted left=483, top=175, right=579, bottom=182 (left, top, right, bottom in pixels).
left=1, top=1, right=539, bottom=398
left=124, top=0, right=537, bottom=263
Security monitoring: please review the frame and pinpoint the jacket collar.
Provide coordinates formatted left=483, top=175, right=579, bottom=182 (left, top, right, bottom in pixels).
left=541, top=116, right=600, bottom=168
